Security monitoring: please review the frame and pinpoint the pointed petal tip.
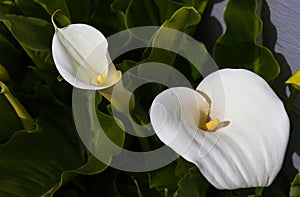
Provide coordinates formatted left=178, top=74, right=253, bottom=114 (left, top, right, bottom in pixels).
left=51, top=9, right=62, bottom=31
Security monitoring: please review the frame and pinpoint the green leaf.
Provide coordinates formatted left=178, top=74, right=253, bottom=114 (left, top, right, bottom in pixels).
left=35, top=0, right=90, bottom=26
left=24, top=48, right=56, bottom=73
left=0, top=65, right=9, bottom=81
left=65, top=0, right=91, bottom=22
left=290, top=173, right=300, bottom=197
left=255, top=187, right=263, bottom=196
left=111, top=0, right=160, bottom=29
left=19, top=49, right=62, bottom=105
left=83, top=0, right=125, bottom=35
left=143, top=6, right=201, bottom=65
left=135, top=6, right=204, bottom=91
left=15, top=0, right=49, bottom=19
left=0, top=91, right=23, bottom=143
left=175, top=157, right=195, bottom=178
left=174, top=167, right=209, bottom=197
left=18, top=47, right=58, bottom=92
left=0, top=105, right=112, bottom=197
left=0, top=14, right=53, bottom=50
left=153, top=0, right=180, bottom=23
left=73, top=89, right=125, bottom=167
left=31, top=81, right=67, bottom=107
left=0, top=14, right=59, bottom=92
left=161, top=6, right=200, bottom=32
left=75, top=155, right=107, bottom=175
left=0, top=0, right=14, bottom=14
left=153, top=0, right=208, bottom=23
left=148, top=164, right=180, bottom=192
left=0, top=118, right=84, bottom=197
left=89, top=170, right=123, bottom=197
left=49, top=155, right=109, bottom=196
left=34, top=0, right=70, bottom=18
left=126, top=173, right=164, bottom=197
left=23, top=56, right=61, bottom=103
left=0, top=33, right=22, bottom=78
left=213, top=0, right=280, bottom=81
left=110, top=0, right=130, bottom=28
left=0, top=81, right=35, bottom=131
left=154, top=6, right=201, bottom=47
left=95, top=110, right=126, bottom=155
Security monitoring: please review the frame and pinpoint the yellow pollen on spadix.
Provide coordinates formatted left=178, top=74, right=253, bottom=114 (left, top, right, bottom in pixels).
left=97, top=75, right=105, bottom=83
left=203, top=119, right=220, bottom=132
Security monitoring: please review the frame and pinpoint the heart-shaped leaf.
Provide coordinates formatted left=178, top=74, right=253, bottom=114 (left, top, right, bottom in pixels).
left=0, top=14, right=53, bottom=50
left=213, top=0, right=280, bottom=81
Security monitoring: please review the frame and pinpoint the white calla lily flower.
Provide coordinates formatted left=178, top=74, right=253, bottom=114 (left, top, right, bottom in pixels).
left=51, top=12, right=121, bottom=90
left=150, top=69, right=289, bottom=189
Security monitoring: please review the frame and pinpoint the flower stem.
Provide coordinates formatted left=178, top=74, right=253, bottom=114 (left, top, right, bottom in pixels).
left=99, top=82, right=152, bottom=151
left=255, top=187, right=264, bottom=196
left=0, top=64, right=10, bottom=82
left=0, top=81, right=36, bottom=131
left=197, top=0, right=209, bottom=15
left=98, top=82, right=135, bottom=112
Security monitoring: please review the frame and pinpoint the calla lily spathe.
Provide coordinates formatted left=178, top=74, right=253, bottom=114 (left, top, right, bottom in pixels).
left=51, top=15, right=121, bottom=90
left=150, top=69, right=289, bottom=189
